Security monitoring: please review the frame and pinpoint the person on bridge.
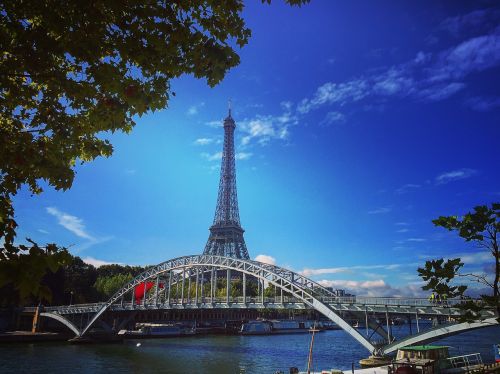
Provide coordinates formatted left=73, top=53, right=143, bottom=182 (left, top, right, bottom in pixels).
left=442, top=293, right=448, bottom=306
left=428, top=292, right=436, bottom=304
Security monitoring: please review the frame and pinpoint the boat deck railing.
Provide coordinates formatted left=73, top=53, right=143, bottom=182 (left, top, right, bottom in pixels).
left=446, top=353, right=483, bottom=369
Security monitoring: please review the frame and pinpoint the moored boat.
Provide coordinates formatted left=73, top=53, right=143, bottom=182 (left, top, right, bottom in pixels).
left=240, top=320, right=272, bottom=335
left=118, top=323, right=195, bottom=338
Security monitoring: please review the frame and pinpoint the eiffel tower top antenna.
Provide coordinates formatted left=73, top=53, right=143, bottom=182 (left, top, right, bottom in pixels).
left=228, top=98, right=232, bottom=117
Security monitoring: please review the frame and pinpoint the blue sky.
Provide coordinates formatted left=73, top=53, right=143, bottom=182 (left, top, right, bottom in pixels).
left=14, top=1, right=500, bottom=297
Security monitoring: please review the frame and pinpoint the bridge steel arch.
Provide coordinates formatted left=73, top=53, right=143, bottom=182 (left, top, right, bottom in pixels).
left=382, top=317, right=499, bottom=355
left=80, top=255, right=377, bottom=353
left=40, top=312, right=81, bottom=336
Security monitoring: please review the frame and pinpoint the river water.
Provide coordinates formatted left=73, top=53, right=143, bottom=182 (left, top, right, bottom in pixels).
left=1, top=325, right=499, bottom=373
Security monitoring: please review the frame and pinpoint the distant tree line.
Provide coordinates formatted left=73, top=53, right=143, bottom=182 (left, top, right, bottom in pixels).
left=0, top=252, right=294, bottom=308
left=0, top=253, right=145, bottom=307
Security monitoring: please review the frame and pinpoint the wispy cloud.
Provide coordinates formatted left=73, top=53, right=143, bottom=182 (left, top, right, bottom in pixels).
left=186, top=102, right=205, bottom=116
left=367, top=207, right=391, bottom=215
left=201, top=152, right=222, bottom=162
left=255, top=254, right=276, bottom=266
left=46, top=207, right=94, bottom=240
left=37, top=229, right=49, bottom=234
left=417, top=82, right=466, bottom=102
left=82, top=257, right=122, bottom=268
left=396, top=228, right=409, bottom=233
left=193, top=138, right=214, bottom=146
left=295, top=23, right=500, bottom=117
left=396, top=183, right=421, bottom=194
left=465, top=96, right=500, bottom=112
left=407, top=238, right=426, bottom=242
left=439, top=8, right=500, bottom=37
left=317, top=279, right=426, bottom=297
left=300, top=263, right=406, bottom=277
left=235, top=152, right=253, bottom=160
left=239, top=106, right=298, bottom=147
left=320, top=111, right=345, bottom=126
left=435, top=168, right=477, bottom=185
left=205, top=120, right=222, bottom=128
left=297, top=79, right=369, bottom=114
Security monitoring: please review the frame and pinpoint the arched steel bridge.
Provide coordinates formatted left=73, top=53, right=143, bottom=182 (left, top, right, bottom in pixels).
left=33, top=255, right=498, bottom=356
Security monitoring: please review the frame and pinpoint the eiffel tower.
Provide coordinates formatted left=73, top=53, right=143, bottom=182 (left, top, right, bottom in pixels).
left=203, top=105, right=250, bottom=259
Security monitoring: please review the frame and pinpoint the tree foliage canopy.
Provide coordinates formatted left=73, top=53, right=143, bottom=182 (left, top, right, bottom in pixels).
left=0, top=0, right=308, bottom=303
left=1, top=0, right=304, bottom=244
left=418, top=203, right=500, bottom=320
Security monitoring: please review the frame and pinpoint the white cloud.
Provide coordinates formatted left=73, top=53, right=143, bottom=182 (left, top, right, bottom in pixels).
left=435, top=168, right=477, bottom=184
left=439, top=8, right=499, bottom=37
left=297, top=79, right=369, bottom=114
left=235, top=152, right=252, bottom=160
left=82, top=257, right=122, bottom=268
left=254, top=254, right=276, bottom=265
left=186, top=102, right=205, bottom=116
left=367, top=207, right=391, bottom=215
left=238, top=109, right=298, bottom=147
left=205, top=120, right=222, bottom=128
left=321, top=111, right=345, bottom=126
left=418, top=82, right=466, bottom=101
left=429, top=32, right=500, bottom=82
left=465, top=96, right=500, bottom=111
left=300, top=263, right=406, bottom=277
left=396, top=183, right=421, bottom=194
left=193, top=138, right=214, bottom=146
left=317, top=279, right=426, bottom=297
left=201, top=152, right=222, bottom=162
left=295, top=27, right=500, bottom=119
left=396, top=228, right=409, bottom=233
left=46, top=207, right=94, bottom=240
left=459, top=251, right=492, bottom=265
left=407, top=238, right=426, bottom=242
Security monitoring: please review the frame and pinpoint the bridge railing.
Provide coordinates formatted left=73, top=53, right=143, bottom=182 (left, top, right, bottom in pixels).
left=27, top=296, right=476, bottom=314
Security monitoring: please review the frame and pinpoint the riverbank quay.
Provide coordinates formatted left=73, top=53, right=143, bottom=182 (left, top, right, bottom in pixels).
left=0, top=331, right=70, bottom=343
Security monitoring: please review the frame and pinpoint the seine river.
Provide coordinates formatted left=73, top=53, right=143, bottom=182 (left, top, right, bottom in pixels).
left=1, top=325, right=499, bottom=373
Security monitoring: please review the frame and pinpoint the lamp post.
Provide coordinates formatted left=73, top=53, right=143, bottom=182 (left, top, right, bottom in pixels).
left=69, top=291, right=73, bottom=306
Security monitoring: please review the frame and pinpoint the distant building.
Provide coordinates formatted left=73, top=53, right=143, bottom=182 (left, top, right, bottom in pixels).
left=325, top=288, right=355, bottom=297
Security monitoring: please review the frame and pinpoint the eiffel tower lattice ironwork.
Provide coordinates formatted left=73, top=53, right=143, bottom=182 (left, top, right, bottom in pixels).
left=203, top=107, right=250, bottom=259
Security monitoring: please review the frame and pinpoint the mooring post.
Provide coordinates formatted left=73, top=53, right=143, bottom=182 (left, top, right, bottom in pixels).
left=32, top=304, right=42, bottom=333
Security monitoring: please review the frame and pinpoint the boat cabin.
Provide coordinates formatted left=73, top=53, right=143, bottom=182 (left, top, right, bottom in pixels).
left=392, top=346, right=450, bottom=374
